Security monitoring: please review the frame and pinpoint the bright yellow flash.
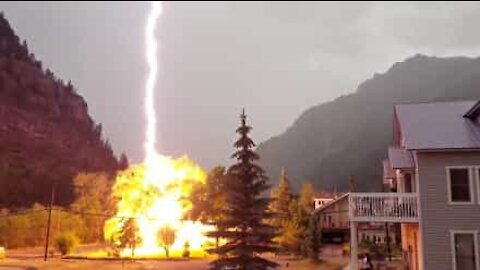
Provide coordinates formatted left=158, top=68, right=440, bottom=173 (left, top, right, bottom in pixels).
left=104, top=1, right=211, bottom=258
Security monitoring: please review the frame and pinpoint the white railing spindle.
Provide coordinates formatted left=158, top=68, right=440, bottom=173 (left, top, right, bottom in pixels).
left=349, top=193, right=419, bottom=223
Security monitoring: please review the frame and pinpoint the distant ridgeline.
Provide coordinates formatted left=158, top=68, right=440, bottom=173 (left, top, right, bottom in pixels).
left=257, top=54, right=480, bottom=192
left=0, top=13, right=121, bottom=207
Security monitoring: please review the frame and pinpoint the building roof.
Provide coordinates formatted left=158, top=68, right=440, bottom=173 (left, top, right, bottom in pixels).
left=388, top=146, right=414, bottom=169
left=395, top=101, right=480, bottom=150
left=313, top=193, right=349, bottom=214
left=464, top=100, right=480, bottom=120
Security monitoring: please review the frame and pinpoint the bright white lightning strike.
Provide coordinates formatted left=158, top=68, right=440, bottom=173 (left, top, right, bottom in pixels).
left=144, top=1, right=162, bottom=165
left=104, top=1, right=210, bottom=257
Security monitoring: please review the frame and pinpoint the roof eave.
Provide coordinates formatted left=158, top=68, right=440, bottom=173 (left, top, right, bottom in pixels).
left=463, top=100, right=480, bottom=119
left=406, top=147, right=480, bottom=152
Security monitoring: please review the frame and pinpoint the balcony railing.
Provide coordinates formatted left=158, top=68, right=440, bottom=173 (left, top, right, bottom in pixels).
left=349, top=193, right=419, bottom=223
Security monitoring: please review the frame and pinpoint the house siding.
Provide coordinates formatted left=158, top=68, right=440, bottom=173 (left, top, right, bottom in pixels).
left=417, top=151, right=480, bottom=270
left=316, top=196, right=349, bottom=229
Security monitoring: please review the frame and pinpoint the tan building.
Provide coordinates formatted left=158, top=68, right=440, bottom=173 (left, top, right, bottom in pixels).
left=314, top=193, right=349, bottom=243
left=349, top=100, right=480, bottom=270
left=313, top=191, right=339, bottom=209
left=314, top=193, right=396, bottom=246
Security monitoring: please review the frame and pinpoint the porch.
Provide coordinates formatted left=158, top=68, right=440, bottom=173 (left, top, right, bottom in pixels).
left=348, top=192, right=420, bottom=270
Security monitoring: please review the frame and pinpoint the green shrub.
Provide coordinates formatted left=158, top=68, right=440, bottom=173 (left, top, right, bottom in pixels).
left=55, top=232, right=79, bottom=255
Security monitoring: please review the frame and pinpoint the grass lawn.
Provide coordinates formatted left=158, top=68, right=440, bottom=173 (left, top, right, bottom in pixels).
left=1, top=245, right=349, bottom=270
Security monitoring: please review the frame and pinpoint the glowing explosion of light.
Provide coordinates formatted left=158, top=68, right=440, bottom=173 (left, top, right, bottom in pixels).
left=104, top=1, right=210, bottom=257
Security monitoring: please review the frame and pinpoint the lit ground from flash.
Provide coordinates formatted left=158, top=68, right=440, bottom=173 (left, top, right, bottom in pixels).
left=0, top=245, right=349, bottom=270
left=0, top=257, right=349, bottom=270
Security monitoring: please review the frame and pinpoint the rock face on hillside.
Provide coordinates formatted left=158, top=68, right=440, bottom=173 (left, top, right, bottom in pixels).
left=257, top=54, right=480, bottom=192
left=0, top=13, right=120, bottom=207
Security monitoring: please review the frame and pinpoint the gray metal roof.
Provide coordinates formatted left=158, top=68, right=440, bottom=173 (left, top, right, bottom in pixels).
left=464, top=100, right=480, bottom=119
left=388, top=146, right=414, bottom=169
left=395, top=101, right=480, bottom=150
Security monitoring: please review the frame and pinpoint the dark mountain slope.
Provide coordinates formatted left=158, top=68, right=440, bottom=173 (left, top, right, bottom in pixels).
left=0, top=13, right=120, bottom=207
left=257, top=55, right=480, bottom=191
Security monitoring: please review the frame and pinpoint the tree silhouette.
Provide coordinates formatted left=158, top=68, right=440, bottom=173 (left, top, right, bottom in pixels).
left=208, top=109, right=277, bottom=270
left=118, top=153, right=129, bottom=170
left=269, top=168, right=295, bottom=253
left=189, top=166, right=228, bottom=248
left=157, top=225, right=176, bottom=257
left=306, top=213, right=321, bottom=261
left=119, top=218, right=141, bottom=257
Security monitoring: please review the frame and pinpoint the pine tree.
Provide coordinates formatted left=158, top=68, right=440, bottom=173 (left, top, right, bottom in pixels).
left=270, top=169, right=294, bottom=222
left=208, top=109, right=278, bottom=270
left=269, top=169, right=294, bottom=253
left=118, top=153, right=129, bottom=170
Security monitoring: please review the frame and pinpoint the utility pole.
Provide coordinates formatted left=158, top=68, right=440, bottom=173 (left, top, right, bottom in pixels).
left=44, top=184, right=55, bottom=261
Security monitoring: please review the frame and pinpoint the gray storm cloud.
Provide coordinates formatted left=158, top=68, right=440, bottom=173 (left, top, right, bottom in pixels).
left=1, top=1, right=479, bottom=168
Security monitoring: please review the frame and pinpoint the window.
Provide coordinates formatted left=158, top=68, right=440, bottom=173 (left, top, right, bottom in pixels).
left=451, top=231, right=479, bottom=270
left=405, top=173, right=413, bottom=193
left=477, top=168, right=480, bottom=204
left=448, top=168, right=473, bottom=203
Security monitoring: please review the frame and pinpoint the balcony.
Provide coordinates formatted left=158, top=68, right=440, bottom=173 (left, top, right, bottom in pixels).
left=349, top=192, right=419, bottom=223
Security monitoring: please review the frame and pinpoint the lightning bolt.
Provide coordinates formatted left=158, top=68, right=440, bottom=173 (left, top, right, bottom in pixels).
left=144, top=1, right=162, bottom=166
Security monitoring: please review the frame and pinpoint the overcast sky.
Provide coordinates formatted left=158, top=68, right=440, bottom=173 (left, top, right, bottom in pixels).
left=1, top=1, right=480, bottom=168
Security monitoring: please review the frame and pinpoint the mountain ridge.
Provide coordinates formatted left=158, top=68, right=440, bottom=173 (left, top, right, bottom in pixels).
left=0, top=13, right=121, bottom=207
left=257, top=54, right=480, bottom=192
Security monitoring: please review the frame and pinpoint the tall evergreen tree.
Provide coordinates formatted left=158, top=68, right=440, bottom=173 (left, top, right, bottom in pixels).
left=208, top=110, right=278, bottom=270
left=269, top=169, right=295, bottom=253
left=270, top=169, right=294, bottom=222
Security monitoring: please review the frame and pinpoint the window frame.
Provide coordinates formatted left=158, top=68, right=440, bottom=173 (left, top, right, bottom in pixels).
left=446, top=166, right=475, bottom=205
left=476, top=166, right=480, bottom=205
left=450, top=230, right=479, bottom=270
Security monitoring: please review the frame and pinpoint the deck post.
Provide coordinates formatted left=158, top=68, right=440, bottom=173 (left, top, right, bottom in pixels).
left=350, top=221, right=358, bottom=270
